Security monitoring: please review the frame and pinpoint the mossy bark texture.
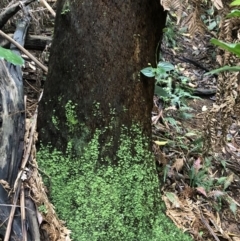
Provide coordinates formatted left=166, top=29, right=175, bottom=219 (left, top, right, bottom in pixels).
left=39, top=0, right=165, bottom=153
left=37, top=1, right=191, bottom=241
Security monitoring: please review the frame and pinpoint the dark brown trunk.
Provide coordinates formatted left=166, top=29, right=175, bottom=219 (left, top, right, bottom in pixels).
left=38, top=1, right=169, bottom=240
left=39, top=0, right=166, bottom=154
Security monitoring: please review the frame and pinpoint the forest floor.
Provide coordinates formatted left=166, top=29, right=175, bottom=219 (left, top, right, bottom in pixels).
left=154, top=15, right=240, bottom=241
left=2, top=1, right=240, bottom=240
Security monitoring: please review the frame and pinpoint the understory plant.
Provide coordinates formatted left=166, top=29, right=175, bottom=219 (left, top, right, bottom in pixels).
left=141, top=61, right=198, bottom=109
left=188, top=157, right=236, bottom=214
left=207, top=0, right=240, bottom=74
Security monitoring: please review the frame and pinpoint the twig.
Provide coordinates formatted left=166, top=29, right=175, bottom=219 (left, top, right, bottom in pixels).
left=20, top=183, right=27, bottom=241
left=25, top=79, right=41, bottom=93
left=200, top=213, right=220, bottom=241
left=21, top=107, right=38, bottom=170
left=40, top=0, right=56, bottom=17
left=0, top=30, right=48, bottom=73
left=4, top=106, right=38, bottom=241
left=4, top=182, right=22, bottom=241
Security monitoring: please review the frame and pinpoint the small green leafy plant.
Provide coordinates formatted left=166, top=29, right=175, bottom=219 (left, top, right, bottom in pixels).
left=188, top=157, right=237, bottom=215
left=65, top=100, right=78, bottom=131
left=38, top=204, right=48, bottom=214
left=38, top=124, right=193, bottom=241
left=61, top=0, right=70, bottom=15
left=189, top=157, right=213, bottom=192
left=162, top=16, right=177, bottom=48
left=141, top=61, right=198, bottom=108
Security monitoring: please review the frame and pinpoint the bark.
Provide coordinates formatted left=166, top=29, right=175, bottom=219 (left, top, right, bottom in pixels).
left=0, top=13, right=33, bottom=241
left=39, top=0, right=166, bottom=153
left=38, top=0, right=167, bottom=239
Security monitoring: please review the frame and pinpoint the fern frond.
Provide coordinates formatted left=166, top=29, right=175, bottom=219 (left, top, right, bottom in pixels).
left=183, top=7, right=205, bottom=36
left=161, top=0, right=186, bottom=24
left=211, top=0, right=223, bottom=10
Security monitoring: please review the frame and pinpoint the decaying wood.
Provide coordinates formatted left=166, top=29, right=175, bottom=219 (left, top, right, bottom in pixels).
left=40, top=0, right=56, bottom=17
left=0, top=30, right=48, bottom=73
left=0, top=11, right=31, bottom=241
left=25, top=197, right=41, bottom=241
left=0, top=34, right=52, bottom=51
left=0, top=0, right=36, bottom=29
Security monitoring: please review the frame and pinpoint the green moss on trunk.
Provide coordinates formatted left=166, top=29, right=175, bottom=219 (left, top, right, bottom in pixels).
left=38, top=122, right=192, bottom=241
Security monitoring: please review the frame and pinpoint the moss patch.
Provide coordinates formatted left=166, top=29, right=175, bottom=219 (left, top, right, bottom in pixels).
left=38, top=104, right=192, bottom=240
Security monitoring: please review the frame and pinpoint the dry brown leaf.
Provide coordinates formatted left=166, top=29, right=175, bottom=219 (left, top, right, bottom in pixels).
left=160, top=0, right=185, bottom=24
left=171, top=158, right=184, bottom=172
left=195, top=187, right=207, bottom=197
left=0, top=179, right=11, bottom=191
left=211, top=0, right=223, bottom=10
left=165, top=192, right=181, bottom=208
left=233, top=237, right=240, bottom=241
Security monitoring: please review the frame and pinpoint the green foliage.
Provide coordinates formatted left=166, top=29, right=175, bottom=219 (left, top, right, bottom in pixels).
left=189, top=158, right=213, bottom=191
left=201, top=7, right=220, bottom=31
left=65, top=100, right=78, bottom=131
left=38, top=204, right=48, bottom=214
left=208, top=0, right=240, bottom=74
left=206, top=65, right=240, bottom=75
left=210, top=39, right=240, bottom=57
left=51, top=109, right=60, bottom=130
left=61, top=0, right=70, bottom=15
left=226, top=9, right=240, bottom=18
left=141, top=62, right=198, bottom=108
left=0, top=46, right=24, bottom=65
left=188, top=158, right=234, bottom=198
left=230, top=0, right=240, bottom=6
left=162, top=16, right=179, bottom=48
left=38, top=123, right=192, bottom=241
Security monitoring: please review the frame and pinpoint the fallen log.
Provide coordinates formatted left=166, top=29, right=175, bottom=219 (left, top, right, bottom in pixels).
left=0, top=0, right=36, bottom=29
left=0, top=9, right=36, bottom=240
left=0, top=34, right=52, bottom=51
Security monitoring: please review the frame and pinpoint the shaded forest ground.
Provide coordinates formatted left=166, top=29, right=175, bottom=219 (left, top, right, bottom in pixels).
left=1, top=0, right=240, bottom=240
left=154, top=8, right=240, bottom=240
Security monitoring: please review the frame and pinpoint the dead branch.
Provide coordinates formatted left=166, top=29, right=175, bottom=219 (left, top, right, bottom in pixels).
left=0, top=0, right=36, bottom=29
left=40, top=0, right=56, bottom=17
left=0, top=30, right=48, bottom=72
left=0, top=33, right=52, bottom=50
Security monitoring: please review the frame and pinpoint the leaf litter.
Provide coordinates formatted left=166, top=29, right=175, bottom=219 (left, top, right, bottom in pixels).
left=154, top=1, right=240, bottom=240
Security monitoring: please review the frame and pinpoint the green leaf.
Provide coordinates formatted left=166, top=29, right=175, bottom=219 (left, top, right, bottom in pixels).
left=210, top=38, right=240, bottom=57
left=230, top=0, right=240, bottom=6
left=140, top=67, right=155, bottom=77
left=154, top=86, right=169, bottom=97
left=0, top=46, right=24, bottom=66
left=226, top=10, right=240, bottom=18
left=157, top=62, right=175, bottom=72
left=208, top=21, right=217, bottom=31
left=205, top=65, right=240, bottom=75
left=216, top=176, right=227, bottom=185
left=165, top=117, right=180, bottom=132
